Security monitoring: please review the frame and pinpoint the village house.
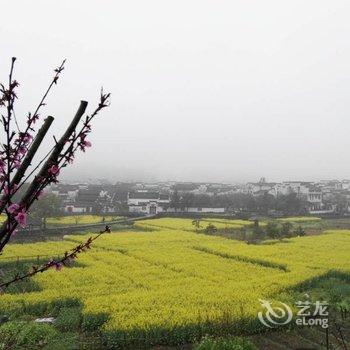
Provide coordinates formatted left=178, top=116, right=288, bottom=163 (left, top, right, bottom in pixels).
left=50, top=184, right=79, bottom=203
left=245, top=177, right=277, bottom=196
left=62, top=186, right=116, bottom=214
left=127, top=191, right=170, bottom=215
left=64, top=187, right=100, bottom=213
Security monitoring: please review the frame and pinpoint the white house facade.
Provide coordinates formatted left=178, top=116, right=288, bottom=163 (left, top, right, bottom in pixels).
left=127, top=192, right=170, bottom=215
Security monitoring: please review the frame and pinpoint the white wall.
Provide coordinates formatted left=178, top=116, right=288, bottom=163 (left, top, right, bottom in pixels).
left=129, top=205, right=148, bottom=214
left=64, top=206, right=86, bottom=213
left=186, top=207, right=225, bottom=213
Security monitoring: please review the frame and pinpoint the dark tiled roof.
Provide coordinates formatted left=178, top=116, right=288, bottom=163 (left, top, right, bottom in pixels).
left=173, top=183, right=198, bottom=191
left=159, top=194, right=170, bottom=200
left=128, top=192, right=170, bottom=201
left=129, top=192, right=159, bottom=200
left=52, top=184, right=78, bottom=193
left=75, top=189, right=100, bottom=205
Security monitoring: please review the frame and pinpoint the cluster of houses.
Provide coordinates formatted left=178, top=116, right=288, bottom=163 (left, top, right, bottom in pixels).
left=245, top=178, right=327, bottom=213
left=47, top=178, right=350, bottom=216
left=49, top=184, right=117, bottom=214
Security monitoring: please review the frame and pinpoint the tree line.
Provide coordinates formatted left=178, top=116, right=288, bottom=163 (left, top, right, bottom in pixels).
left=170, top=190, right=307, bottom=215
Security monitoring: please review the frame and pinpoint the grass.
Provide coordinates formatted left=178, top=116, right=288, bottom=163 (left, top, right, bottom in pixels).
left=135, top=217, right=252, bottom=232
left=1, top=214, right=124, bottom=227
left=0, top=218, right=349, bottom=348
left=46, top=215, right=124, bottom=226
left=194, top=336, right=257, bottom=349
left=276, top=216, right=321, bottom=223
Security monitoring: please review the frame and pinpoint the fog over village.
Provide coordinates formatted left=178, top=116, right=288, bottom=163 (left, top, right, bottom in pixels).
left=4, top=1, right=350, bottom=184
left=49, top=178, right=350, bottom=216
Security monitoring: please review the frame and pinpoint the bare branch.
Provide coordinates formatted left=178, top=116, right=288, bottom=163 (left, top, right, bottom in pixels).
left=0, top=116, right=54, bottom=214
left=0, top=225, right=111, bottom=290
left=0, top=101, right=88, bottom=251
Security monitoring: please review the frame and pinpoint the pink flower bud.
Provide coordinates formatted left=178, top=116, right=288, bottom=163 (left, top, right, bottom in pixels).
left=48, top=165, right=60, bottom=176
left=15, top=209, right=27, bottom=228
left=55, top=263, right=63, bottom=271
left=7, top=203, right=20, bottom=214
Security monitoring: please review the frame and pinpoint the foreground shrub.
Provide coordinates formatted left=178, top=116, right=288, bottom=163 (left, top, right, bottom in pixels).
left=82, top=312, right=109, bottom=332
left=194, top=336, right=257, bottom=350
left=54, top=307, right=82, bottom=332
left=0, top=321, right=58, bottom=349
left=0, top=297, right=82, bottom=319
left=42, top=332, right=79, bottom=350
left=101, top=316, right=264, bottom=349
left=205, top=224, right=217, bottom=234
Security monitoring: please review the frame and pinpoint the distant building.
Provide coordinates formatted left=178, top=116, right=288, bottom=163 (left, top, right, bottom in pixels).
left=246, top=178, right=276, bottom=196
left=50, top=184, right=79, bottom=203
left=64, top=187, right=100, bottom=213
left=182, top=207, right=225, bottom=213
left=127, top=191, right=170, bottom=215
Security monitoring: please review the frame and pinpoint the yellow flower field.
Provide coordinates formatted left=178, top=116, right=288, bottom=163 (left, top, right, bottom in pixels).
left=135, top=217, right=252, bottom=232
left=0, top=217, right=349, bottom=347
left=46, top=215, right=124, bottom=226
left=0, top=214, right=124, bottom=226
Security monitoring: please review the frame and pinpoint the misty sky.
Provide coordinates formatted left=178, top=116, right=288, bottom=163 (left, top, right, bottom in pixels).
left=2, top=1, right=350, bottom=183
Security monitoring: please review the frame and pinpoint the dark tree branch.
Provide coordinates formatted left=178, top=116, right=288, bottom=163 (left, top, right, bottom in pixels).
left=0, top=101, right=88, bottom=251
left=0, top=116, right=54, bottom=214
left=10, top=60, right=66, bottom=164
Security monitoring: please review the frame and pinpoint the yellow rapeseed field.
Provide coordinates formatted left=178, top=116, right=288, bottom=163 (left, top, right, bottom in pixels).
left=46, top=215, right=124, bottom=226
left=135, top=217, right=252, bottom=232
left=0, top=218, right=349, bottom=347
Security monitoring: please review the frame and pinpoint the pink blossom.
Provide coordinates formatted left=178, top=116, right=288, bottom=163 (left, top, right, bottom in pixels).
left=11, top=229, right=18, bottom=236
left=0, top=159, right=6, bottom=176
left=79, top=135, right=92, bottom=152
left=15, top=209, right=27, bottom=228
left=7, top=203, right=19, bottom=214
left=27, top=113, right=39, bottom=125
left=3, top=186, right=10, bottom=196
left=18, top=147, right=27, bottom=155
left=55, top=262, right=63, bottom=271
left=4, top=184, right=18, bottom=196
left=22, top=133, right=33, bottom=144
left=48, top=165, right=60, bottom=176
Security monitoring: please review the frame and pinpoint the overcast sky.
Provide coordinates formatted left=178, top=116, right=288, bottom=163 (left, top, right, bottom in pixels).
left=1, top=1, right=350, bottom=183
